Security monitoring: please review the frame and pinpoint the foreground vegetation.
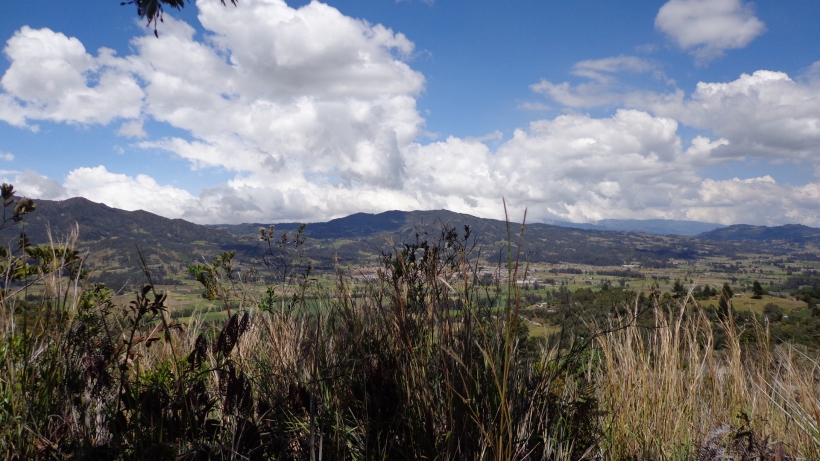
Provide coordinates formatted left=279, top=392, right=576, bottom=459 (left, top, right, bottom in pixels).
left=2, top=190, right=820, bottom=460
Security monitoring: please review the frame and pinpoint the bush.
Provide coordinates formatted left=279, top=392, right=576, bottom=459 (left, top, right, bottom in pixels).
left=763, top=303, right=784, bottom=322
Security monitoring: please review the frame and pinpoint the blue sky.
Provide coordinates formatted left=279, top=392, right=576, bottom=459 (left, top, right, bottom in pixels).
left=1, top=0, right=820, bottom=226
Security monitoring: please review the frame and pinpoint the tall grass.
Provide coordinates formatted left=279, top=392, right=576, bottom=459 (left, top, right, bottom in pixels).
left=0, top=218, right=602, bottom=460
left=2, top=196, right=820, bottom=459
left=240, top=220, right=601, bottom=459
left=595, top=290, right=820, bottom=459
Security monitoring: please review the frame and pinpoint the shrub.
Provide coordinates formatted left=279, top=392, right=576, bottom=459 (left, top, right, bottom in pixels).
left=763, top=303, right=784, bottom=322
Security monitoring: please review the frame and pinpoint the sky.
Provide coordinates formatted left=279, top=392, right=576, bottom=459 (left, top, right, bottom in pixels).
left=1, top=0, right=820, bottom=226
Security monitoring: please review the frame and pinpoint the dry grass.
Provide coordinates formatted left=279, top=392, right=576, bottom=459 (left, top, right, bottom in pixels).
left=595, top=292, right=820, bottom=460
left=3, top=204, right=820, bottom=459
left=0, top=220, right=605, bottom=460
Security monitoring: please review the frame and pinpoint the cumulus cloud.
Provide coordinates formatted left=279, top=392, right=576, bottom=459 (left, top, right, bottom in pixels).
left=531, top=80, right=621, bottom=108
left=117, top=119, right=147, bottom=138
left=533, top=61, right=820, bottom=164
left=12, top=170, right=68, bottom=200
left=685, top=177, right=820, bottom=226
left=13, top=107, right=733, bottom=224
left=655, top=0, right=766, bottom=63
left=12, top=105, right=820, bottom=227
left=195, top=0, right=420, bottom=98
left=481, top=110, right=704, bottom=222
left=15, top=166, right=197, bottom=218
left=0, top=27, right=143, bottom=127
left=640, top=70, right=820, bottom=161
left=520, top=58, right=820, bottom=224
left=2, top=0, right=819, bottom=227
left=124, top=2, right=425, bottom=192
left=396, top=109, right=747, bottom=224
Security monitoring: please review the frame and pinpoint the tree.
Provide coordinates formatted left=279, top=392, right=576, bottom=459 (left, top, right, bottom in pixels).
left=123, top=0, right=237, bottom=37
left=763, top=303, right=783, bottom=322
left=718, top=282, right=733, bottom=321
left=752, top=280, right=765, bottom=299
left=672, top=279, right=686, bottom=298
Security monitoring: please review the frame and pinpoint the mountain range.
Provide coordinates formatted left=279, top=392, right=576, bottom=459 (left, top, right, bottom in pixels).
left=696, top=224, right=820, bottom=242
left=543, top=218, right=725, bottom=237
left=3, top=197, right=819, bottom=276
left=211, top=213, right=726, bottom=239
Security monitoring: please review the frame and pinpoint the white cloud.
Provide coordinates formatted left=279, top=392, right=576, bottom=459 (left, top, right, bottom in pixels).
left=2, top=0, right=819, bottom=227
left=484, top=110, right=703, bottom=222
left=15, top=166, right=197, bottom=218
left=531, top=80, right=621, bottom=108
left=804, top=61, right=820, bottom=82
left=0, top=94, right=29, bottom=128
left=533, top=63, right=820, bottom=164
left=117, top=119, right=147, bottom=138
left=641, top=70, right=820, bottom=161
left=400, top=109, right=818, bottom=226
left=655, top=0, right=766, bottom=63
left=399, top=110, right=736, bottom=224
left=12, top=104, right=820, bottom=227
left=686, top=177, right=820, bottom=226
left=531, top=56, right=666, bottom=108
left=0, top=27, right=143, bottom=126
left=194, top=0, right=421, bottom=99
left=0, top=151, right=13, bottom=161
left=571, top=56, right=657, bottom=83
left=122, top=2, right=425, bottom=191
left=13, top=170, right=67, bottom=200
left=16, top=109, right=727, bottom=225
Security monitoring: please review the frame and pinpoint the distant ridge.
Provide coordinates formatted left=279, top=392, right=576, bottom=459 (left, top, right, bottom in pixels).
left=211, top=210, right=417, bottom=239
left=215, top=213, right=725, bottom=238
left=4, top=197, right=237, bottom=247
left=5, top=198, right=816, bottom=271
left=212, top=209, right=725, bottom=267
left=696, top=224, right=820, bottom=243
left=0, top=197, right=252, bottom=267
left=543, top=218, right=724, bottom=237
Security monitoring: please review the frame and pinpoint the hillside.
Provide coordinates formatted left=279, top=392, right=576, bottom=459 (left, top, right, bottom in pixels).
left=213, top=210, right=765, bottom=268
left=210, top=209, right=416, bottom=239
left=697, top=223, right=820, bottom=243
left=0, top=198, right=258, bottom=282
left=545, top=218, right=724, bottom=236
left=3, top=198, right=809, bottom=274
left=213, top=213, right=725, bottom=239
left=6, top=197, right=236, bottom=246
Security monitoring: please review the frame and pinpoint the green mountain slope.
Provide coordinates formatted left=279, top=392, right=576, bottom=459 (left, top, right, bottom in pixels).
left=545, top=218, right=724, bottom=236
left=697, top=224, right=820, bottom=243
left=214, top=210, right=765, bottom=268
left=3, top=198, right=803, bottom=275
left=10, top=197, right=234, bottom=245
left=0, top=198, right=257, bottom=277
